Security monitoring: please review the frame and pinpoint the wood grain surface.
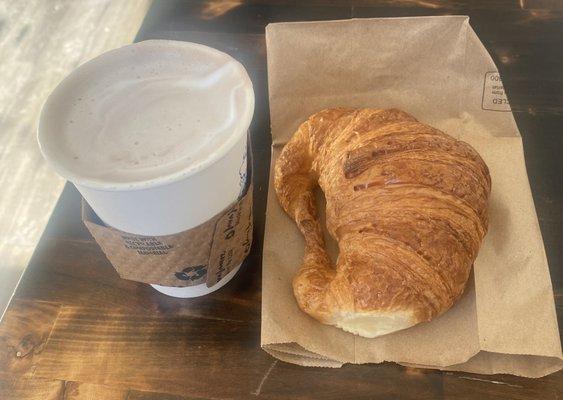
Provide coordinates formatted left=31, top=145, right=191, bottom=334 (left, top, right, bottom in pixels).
left=0, top=1, right=562, bottom=399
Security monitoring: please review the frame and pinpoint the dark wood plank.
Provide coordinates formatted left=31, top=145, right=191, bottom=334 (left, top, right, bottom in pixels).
left=443, top=370, right=563, bottom=400
left=17, top=237, right=262, bottom=323
left=40, top=183, right=94, bottom=242
left=0, top=299, right=61, bottom=378
left=0, top=300, right=63, bottom=400
left=517, top=115, right=563, bottom=289
left=136, top=1, right=351, bottom=35
left=259, top=363, right=444, bottom=400
left=521, top=0, right=563, bottom=10
left=0, top=377, right=64, bottom=400
left=63, top=381, right=129, bottom=400
left=32, top=306, right=273, bottom=399
left=127, top=390, right=201, bottom=400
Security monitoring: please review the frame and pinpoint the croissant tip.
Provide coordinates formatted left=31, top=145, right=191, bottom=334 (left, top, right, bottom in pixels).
left=332, top=310, right=417, bottom=338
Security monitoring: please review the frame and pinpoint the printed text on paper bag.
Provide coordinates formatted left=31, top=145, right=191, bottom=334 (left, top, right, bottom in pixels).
left=482, top=72, right=511, bottom=112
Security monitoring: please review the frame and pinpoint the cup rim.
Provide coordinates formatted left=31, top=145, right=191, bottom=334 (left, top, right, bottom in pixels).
left=37, top=40, right=255, bottom=192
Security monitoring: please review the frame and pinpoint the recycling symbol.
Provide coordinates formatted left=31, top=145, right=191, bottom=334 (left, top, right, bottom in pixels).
left=175, top=265, right=207, bottom=281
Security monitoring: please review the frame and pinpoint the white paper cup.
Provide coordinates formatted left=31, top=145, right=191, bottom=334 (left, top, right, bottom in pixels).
left=38, top=40, right=254, bottom=298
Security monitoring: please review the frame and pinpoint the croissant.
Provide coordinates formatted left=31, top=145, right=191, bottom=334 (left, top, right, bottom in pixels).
left=274, top=108, right=491, bottom=338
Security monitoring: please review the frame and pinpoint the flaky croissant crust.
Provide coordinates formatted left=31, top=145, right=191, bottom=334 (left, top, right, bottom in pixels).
left=274, top=108, right=491, bottom=338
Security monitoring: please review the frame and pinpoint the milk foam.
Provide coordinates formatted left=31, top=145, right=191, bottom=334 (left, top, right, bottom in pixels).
left=39, top=41, right=254, bottom=188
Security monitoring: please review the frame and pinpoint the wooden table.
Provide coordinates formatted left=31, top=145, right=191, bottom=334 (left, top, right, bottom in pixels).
left=1, top=1, right=562, bottom=399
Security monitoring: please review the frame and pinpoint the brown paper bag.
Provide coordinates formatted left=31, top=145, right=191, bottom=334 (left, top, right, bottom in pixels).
left=261, top=16, right=563, bottom=378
